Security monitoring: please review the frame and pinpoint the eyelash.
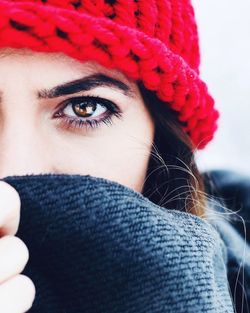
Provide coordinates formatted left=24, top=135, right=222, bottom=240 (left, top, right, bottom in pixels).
left=53, top=95, right=123, bottom=132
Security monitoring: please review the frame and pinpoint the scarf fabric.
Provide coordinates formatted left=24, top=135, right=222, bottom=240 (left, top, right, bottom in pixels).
left=1, top=173, right=235, bottom=313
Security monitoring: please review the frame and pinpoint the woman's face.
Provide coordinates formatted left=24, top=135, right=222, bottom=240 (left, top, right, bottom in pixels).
left=0, top=47, right=155, bottom=193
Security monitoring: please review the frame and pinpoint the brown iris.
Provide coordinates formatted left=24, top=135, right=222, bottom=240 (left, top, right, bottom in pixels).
left=72, top=101, right=96, bottom=118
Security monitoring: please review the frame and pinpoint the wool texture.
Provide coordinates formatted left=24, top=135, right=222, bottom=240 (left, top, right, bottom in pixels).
left=0, top=0, right=219, bottom=149
left=1, top=173, right=236, bottom=313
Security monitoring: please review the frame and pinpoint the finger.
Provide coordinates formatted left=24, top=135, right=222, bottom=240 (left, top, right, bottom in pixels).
left=0, top=235, right=29, bottom=284
left=0, top=181, right=21, bottom=236
left=0, top=274, right=36, bottom=313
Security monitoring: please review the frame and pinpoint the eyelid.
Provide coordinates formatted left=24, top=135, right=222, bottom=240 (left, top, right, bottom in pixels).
left=53, top=95, right=123, bottom=122
left=55, top=94, right=123, bottom=113
left=52, top=94, right=124, bottom=134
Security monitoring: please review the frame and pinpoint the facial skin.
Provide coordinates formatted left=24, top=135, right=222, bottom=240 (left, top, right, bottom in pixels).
left=0, top=47, right=155, bottom=193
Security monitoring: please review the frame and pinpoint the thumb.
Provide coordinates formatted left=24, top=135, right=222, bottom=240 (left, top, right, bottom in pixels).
left=0, top=181, right=21, bottom=236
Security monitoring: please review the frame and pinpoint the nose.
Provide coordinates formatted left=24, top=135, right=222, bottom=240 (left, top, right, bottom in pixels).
left=0, top=115, right=49, bottom=179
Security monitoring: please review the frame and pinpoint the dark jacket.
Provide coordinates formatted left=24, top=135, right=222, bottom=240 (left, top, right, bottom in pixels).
left=203, top=170, right=250, bottom=313
left=1, top=171, right=249, bottom=313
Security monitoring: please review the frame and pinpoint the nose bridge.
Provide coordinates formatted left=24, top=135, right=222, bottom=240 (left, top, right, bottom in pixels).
left=0, top=100, right=46, bottom=179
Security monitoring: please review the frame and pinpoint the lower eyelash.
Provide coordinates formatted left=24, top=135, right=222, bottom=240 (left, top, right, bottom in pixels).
left=56, top=111, right=123, bottom=132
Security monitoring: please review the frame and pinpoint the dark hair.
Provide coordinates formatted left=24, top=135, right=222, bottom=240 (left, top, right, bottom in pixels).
left=138, top=82, right=206, bottom=217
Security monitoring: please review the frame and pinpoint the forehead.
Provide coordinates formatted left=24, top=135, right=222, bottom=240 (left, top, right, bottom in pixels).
left=0, top=47, right=139, bottom=95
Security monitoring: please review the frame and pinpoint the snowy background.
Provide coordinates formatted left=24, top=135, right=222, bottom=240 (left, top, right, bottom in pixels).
left=192, top=0, right=250, bottom=175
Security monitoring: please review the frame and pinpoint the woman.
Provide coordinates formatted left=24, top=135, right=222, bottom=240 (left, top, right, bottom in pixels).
left=0, top=0, right=248, bottom=312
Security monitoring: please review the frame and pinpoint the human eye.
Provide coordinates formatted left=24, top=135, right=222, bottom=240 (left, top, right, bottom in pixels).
left=53, top=95, right=123, bottom=132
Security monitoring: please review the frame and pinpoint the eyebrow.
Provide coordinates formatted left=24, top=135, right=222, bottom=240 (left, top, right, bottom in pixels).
left=37, top=73, right=135, bottom=99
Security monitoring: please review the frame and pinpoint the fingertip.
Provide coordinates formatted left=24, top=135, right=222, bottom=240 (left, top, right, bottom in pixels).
left=0, top=181, right=21, bottom=235
left=0, top=181, right=21, bottom=207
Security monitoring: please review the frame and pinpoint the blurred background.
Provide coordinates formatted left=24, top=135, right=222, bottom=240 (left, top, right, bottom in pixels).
left=192, top=0, right=250, bottom=175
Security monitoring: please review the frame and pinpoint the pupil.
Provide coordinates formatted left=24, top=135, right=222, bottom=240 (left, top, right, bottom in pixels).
left=73, top=102, right=96, bottom=118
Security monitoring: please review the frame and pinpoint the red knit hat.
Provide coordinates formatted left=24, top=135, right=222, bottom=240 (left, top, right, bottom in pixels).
left=0, top=0, right=219, bottom=150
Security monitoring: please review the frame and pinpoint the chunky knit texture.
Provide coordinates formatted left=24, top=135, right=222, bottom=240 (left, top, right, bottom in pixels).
left=0, top=0, right=219, bottom=149
left=1, top=173, right=235, bottom=312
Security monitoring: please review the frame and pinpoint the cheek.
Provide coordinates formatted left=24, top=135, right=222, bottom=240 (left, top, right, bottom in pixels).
left=50, top=108, right=154, bottom=193
left=90, top=137, right=152, bottom=192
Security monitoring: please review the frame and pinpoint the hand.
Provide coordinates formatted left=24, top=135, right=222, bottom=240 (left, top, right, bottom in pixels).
left=0, top=181, right=36, bottom=313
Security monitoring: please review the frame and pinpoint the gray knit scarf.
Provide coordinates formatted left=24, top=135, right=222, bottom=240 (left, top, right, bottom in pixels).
left=1, top=174, right=234, bottom=313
